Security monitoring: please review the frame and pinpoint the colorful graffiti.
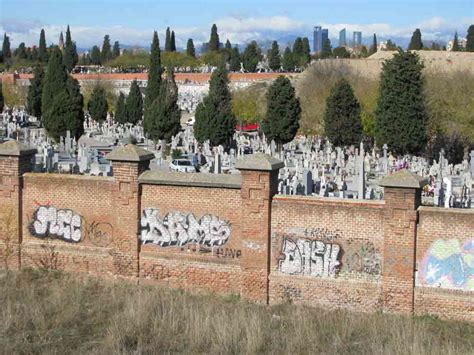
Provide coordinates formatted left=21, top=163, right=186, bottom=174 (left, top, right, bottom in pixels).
left=419, top=239, right=474, bottom=291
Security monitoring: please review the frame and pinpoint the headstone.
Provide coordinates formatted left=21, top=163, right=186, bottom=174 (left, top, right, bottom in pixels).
left=303, top=170, right=313, bottom=196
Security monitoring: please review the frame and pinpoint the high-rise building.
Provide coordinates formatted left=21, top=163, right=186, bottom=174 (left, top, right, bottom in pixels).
left=339, top=28, right=347, bottom=47
left=313, top=26, right=329, bottom=53
left=353, top=31, right=362, bottom=47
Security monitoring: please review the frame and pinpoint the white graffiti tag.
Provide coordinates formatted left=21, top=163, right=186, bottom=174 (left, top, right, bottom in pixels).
left=140, top=208, right=231, bottom=247
left=30, top=206, right=82, bottom=242
left=279, top=238, right=341, bottom=277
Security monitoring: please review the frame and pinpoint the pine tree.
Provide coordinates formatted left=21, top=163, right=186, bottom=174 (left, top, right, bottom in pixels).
left=186, top=38, right=195, bottom=57
left=42, top=47, right=84, bottom=141
left=375, top=50, right=427, bottom=154
left=2, top=33, right=11, bottom=64
left=38, top=29, right=48, bottom=63
left=101, top=35, right=112, bottom=63
left=15, top=43, right=27, bottom=59
left=282, top=47, right=294, bottom=71
left=268, top=41, right=281, bottom=71
left=170, top=31, right=176, bottom=52
left=408, top=28, right=423, bottom=50
left=321, top=38, right=332, bottom=58
left=165, top=27, right=171, bottom=51
left=144, top=68, right=181, bottom=143
left=452, top=31, right=460, bottom=51
left=88, top=85, right=108, bottom=123
left=144, top=31, right=162, bottom=114
left=261, top=76, right=301, bottom=145
left=324, top=79, right=363, bottom=146
left=126, top=79, right=143, bottom=125
left=90, top=46, right=101, bottom=65
left=386, top=40, right=397, bottom=50
left=467, top=25, right=474, bottom=52
left=63, top=25, right=77, bottom=72
left=114, top=92, right=127, bottom=124
left=112, top=41, right=120, bottom=58
left=0, top=82, right=4, bottom=112
left=26, top=64, right=45, bottom=118
left=208, top=24, right=220, bottom=52
left=194, top=65, right=235, bottom=147
left=369, top=33, right=378, bottom=55
left=229, top=46, right=241, bottom=71
left=242, top=41, right=262, bottom=72
left=302, top=37, right=311, bottom=65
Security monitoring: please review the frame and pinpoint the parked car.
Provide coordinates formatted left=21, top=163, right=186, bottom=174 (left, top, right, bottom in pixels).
left=170, top=159, right=196, bottom=173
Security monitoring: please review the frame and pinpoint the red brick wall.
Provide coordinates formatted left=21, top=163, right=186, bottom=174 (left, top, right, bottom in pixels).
left=415, top=207, right=474, bottom=322
left=269, top=195, right=385, bottom=312
left=139, top=184, right=243, bottom=294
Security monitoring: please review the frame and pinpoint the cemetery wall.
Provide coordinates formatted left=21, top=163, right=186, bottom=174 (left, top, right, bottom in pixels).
left=138, top=174, right=244, bottom=295
left=269, top=195, right=385, bottom=312
left=414, top=207, right=474, bottom=322
left=19, top=173, right=122, bottom=276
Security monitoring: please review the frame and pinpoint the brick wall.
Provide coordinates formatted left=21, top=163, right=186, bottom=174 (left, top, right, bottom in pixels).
left=415, top=207, right=474, bottom=322
left=269, top=195, right=385, bottom=311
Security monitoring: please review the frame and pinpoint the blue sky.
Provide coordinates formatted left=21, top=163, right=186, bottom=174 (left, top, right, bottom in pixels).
left=1, top=0, right=473, bottom=48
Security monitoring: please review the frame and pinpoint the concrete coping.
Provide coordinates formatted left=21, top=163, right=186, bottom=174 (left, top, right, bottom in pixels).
left=235, top=152, right=284, bottom=171
left=0, top=140, right=37, bottom=156
left=379, top=169, right=428, bottom=189
left=106, top=144, right=155, bottom=162
left=139, top=170, right=242, bottom=189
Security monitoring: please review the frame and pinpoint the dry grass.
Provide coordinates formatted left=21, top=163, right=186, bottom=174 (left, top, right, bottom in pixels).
left=1, top=269, right=473, bottom=354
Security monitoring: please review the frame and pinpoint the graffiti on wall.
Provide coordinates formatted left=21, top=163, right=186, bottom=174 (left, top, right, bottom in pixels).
left=279, top=237, right=341, bottom=277
left=342, top=241, right=381, bottom=276
left=419, top=239, right=474, bottom=291
left=29, top=205, right=113, bottom=246
left=140, top=208, right=231, bottom=247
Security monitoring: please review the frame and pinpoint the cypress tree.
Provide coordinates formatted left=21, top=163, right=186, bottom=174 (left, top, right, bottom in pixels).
left=268, top=41, right=281, bottom=71
left=321, top=38, right=332, bottom=58
left=114, top=92, right=127, bottom=124
left=194, top=65, right=235, bottom=147
left=261, top=76, right=301, bottom=145
left=126, top=79, right=143, bottom=125
left=101, top=35, right=112, bottom=63
left=242, top=41, right=262, bottom=72
left=90, top=46, right=101, bottom=65
left=208, top=24, right=220, bottom=52
left=144, top=31, right=162, bottom=114
left=408, top=28, right=423, bottom=50
left=112, top=41, right=120, bottom=58
left=170, top=31, right=176, bottom=52
left=0, top=82, right=4, bottom=112
left=467, top=25, right=474, bottom=52
left=292, top=37, right=303, bottom=55
left=282, top=47, right=294, bottom=71
left=15, top=43, right=27, bottom=59
left=369, top=33, right=378, bottom=55
left=39, top=29, right=48, bottom=63
left=63, top=25, right=77, bottom=72
left=26, top=64, right=45, bottom=119
left=144, top=68, right=181, bottom=143
left=42, top=47, right=68, bottom=112
left=88, top=85, right=109, bottom=123
left=375, top=50, right=427, bottom=154
left=324, top=78, right=363, bottom=146
left=186, top=38, right=195, bottom=58
left=225, top=40, right=232, bottom=50
left=165, top=27, right=171, bottom=51
left=229, top=46, right=241, bottom=71
left=452, top=31, right=460, bottom=51
left=63, top=76, right=85, bottom=140
left=2, top=33, right=11, bottom=64
left=302, top=37, right=311, bottom=65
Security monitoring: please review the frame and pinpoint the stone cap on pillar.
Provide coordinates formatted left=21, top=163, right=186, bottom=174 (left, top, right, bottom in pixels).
left=0, top=140, right=37, bottom=156
left=379, top=169, right=428, bottom=189
left=235, top=152, right=284, bottom=171
left=106, top=144, right=155, bottom=162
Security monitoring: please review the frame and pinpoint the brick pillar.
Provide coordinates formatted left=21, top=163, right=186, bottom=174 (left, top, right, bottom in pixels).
left=107, top=144, right=154, bottom=278
left=380, top=170, right=427, bottom=314
left=0, top=141, right=36, bottom=269
left=236, top=153, right=283, bottom=303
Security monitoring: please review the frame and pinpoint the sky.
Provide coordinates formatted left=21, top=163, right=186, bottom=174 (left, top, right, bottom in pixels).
left=1, top=0, right=473, bottom=49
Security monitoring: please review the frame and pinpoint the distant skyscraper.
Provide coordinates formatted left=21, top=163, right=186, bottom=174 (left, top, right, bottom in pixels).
left=339, top=28, right=347, bottom=47
left=353, top=31, right=362, bottom=47
left=313, top=26, right=329, bottom=53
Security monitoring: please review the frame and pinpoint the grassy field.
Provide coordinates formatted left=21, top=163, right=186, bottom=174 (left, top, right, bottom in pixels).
left=1, top=269, right=473, bottom=354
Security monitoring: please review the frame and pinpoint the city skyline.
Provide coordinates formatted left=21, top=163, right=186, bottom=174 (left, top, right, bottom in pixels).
left=0, top=0, right=472, bottom=48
